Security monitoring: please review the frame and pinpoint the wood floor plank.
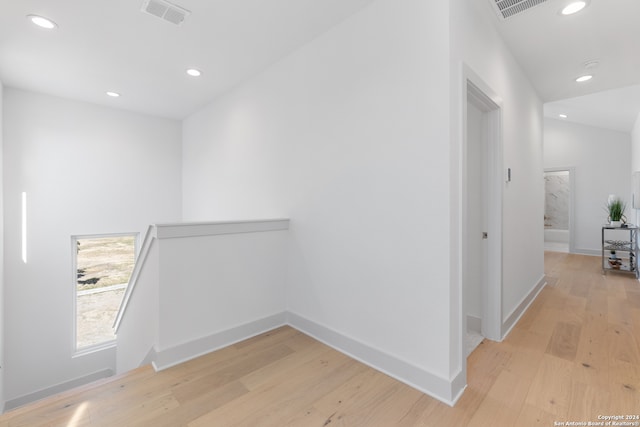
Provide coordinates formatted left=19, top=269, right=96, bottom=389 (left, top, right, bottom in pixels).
left=231, top=359, right=368, bottom=427
left=467, top=370, right=529, bottom=427
left=608, top=359, right=640, bottom=413
left=608, top=296, right=632, bottom=326
left=238, top=336, right=326, bottom=391
left=545, top=321, right=581, bottom=361
left=129, top=381, right=249, bottom=427
left=2, top=252, right=640, bottom=426
left=632, top=308, right=640, bottom=357
left=585, top=288, right=608, bottom=316
left=561, top=294, right=587, bottom=324
left=170, top=343, right=294, bottom=404
left=503, top=345, right=546, bottom=384
left=627, top=288, right=640, bottom=308
left=527, top=308, right=560, bottom=342
left=524, top=354, right=574, bottom=417
left=308, top=372, right=423, bottom=427
left=572, top=316, right=609, bottom=389
left=187, top=346, right=353, bottom=426
left=569, top=270, right=591, bottom=298
left=607, top=323, right=640, bottom=365
left=607, top=275, right=629, bottom=299
left=95, top=391, right=180, bottom=426
left=392, top=395, right=439, bottom=427
left=567, top=381, right=611, bottom=421
left=515, top=403, right=558, bottom=426
left=163, top=327, right=298, bottom=386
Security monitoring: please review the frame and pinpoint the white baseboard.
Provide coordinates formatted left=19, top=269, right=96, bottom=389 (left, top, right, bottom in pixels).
left=450, top=369, right=467, bottom=405
left=501, top=275, right=546, bottom=339
left=4, top=368, right=114, bottom=412
left=286, top=311, right=462, bottom=406
left=152, top=312, right=288, bottom=371
left=142, top=347, right=157, bottom=367
left=5, top=310, right=466, bottom=412
left=572, top=248, right=600, bottom=256
left=152, top=310, right=463, bottom=405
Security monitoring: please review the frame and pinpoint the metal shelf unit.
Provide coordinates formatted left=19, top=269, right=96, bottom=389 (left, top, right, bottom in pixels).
left=602, top=225, right=639, bottom=278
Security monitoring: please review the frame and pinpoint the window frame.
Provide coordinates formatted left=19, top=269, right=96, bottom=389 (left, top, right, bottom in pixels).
left=71, top=232, right=139, bottom=356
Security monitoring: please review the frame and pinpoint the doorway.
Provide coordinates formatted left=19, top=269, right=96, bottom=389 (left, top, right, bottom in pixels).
left=463, top=77, right=503, bottom=357
left=543, top=168, right=574, bottom=253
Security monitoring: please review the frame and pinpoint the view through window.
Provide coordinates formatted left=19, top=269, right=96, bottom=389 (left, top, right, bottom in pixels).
left=75, top=234, right=136, bottom=351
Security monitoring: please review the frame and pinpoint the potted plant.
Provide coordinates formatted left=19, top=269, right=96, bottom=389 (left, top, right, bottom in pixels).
left=607, top=197, right=626, bottom=227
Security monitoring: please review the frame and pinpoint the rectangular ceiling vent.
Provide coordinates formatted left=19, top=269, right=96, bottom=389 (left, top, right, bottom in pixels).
left=490, top=0, right=548, bottom=20
left=141, top=0, right=191, bottom=26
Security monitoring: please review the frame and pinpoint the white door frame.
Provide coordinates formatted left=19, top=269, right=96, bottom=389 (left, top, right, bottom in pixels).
left=462, top=66, right=503, bottom=343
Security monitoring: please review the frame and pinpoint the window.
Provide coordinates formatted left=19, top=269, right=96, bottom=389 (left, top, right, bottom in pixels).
left=73, top=234, right=137, bottom=352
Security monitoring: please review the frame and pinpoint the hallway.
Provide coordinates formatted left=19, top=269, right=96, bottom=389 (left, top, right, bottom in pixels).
left=0, top=253, right=638, bottom=426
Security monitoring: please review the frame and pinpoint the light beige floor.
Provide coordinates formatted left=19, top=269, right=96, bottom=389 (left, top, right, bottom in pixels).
left=1, top=252, right=639, bottom=426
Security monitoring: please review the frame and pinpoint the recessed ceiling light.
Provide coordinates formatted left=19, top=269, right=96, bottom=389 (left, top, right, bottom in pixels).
left=559, top=114, right=568, bottom=119
left=186, top=68, right=202, bottom=77
left=27, top=14, right=57, bottom=29
left=106, top=91, right=120, bottom=98
left=561, top=1, right=587, bottom=15
left=575, top=74, right=593, bottom=83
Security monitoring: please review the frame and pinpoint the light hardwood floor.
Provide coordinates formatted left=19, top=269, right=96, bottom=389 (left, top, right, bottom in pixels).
left=2, top=252, right=639, bottom=426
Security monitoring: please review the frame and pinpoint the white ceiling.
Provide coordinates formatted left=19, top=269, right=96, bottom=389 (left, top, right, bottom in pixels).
left=483, top=0, right=640, bottom=133
left=0, top=0, right=374, bottom=119
left=544, top=84, right=640, bottom=133
left=1, top=0, right=638, bottom=129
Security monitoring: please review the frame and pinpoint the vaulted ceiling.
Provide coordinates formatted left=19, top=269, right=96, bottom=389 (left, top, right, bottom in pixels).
left=0, top=0, right=374, bottom=119
left=482, top=0, right=640, bottom=132
left=0, top=0, right=638, bottom=129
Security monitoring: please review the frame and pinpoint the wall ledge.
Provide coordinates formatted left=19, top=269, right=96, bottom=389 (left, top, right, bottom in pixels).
left=114, top=219, right=290, bottom=332
left=154, top=219, right=290, bottom=239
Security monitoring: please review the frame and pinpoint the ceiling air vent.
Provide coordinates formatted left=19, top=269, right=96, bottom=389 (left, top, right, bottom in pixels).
left=141, top=0, right=191, bottom=26
left=490, top=0, right=549, bottom=20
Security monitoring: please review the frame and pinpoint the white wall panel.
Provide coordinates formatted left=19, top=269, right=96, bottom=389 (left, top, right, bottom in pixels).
left=2, top=89, right=182, bottom=406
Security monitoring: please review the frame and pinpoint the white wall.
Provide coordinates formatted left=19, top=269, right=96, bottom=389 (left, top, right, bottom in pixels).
left=115, top=240, right=159, bottom=374
left=2, top=88, right=182, bottom=406
left=184, top=0, right=457, bottom=402
left=181, top=0, right=546, bottom=403
left=632, top=114, right=640, bottom=171
left=157, top=229, right=288, bottom=355
left=0, top=0, right=547, bottom=407
left=450, top=0, right=544, bottom=377
left=544, top=118, right=631, bottom=253
left=632, top=114, right=640, bottom=226
left=0, top=79, right=5, bottom=411
left=116, top=221, right=289, bottom=374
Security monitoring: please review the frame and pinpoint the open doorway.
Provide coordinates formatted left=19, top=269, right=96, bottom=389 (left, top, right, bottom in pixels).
left=543, top=168, right=574, bottom=253
left=463, top=75, right=503, bottom=358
